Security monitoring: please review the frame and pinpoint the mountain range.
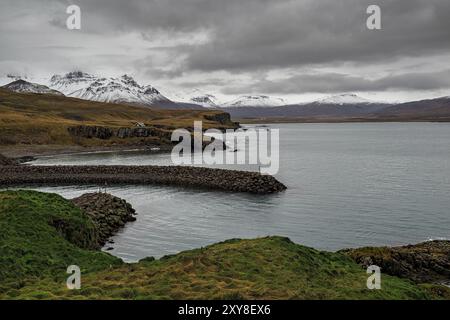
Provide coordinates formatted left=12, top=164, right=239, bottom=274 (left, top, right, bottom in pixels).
left=49, top=72, right=192, bottom=109
left=1, top=72, right=450, bottom=121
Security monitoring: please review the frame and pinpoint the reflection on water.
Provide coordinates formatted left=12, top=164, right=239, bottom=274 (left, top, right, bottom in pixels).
left=29, top=123, right=450, bottom=262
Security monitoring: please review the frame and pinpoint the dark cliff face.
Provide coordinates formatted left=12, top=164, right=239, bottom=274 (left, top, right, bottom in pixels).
left=68, top=125, right=172, bottom=140
left=68, top=126, right=114, bottom=139
left=204, top=112, right=240, bottom=128
left=66, top=111, right=240, bottom=141
left=66, top=124, right=229, bottom=153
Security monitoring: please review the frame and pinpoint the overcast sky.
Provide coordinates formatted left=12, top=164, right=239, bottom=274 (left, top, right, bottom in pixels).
left=1, top=0, right=450, bottom=103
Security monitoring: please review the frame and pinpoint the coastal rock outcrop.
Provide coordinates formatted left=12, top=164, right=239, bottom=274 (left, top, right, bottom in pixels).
left=341, top=240, right=450, bottom=283
left=71, top=192, right=136, bottom=248
left=68, top=126, right=115, bottom=139
left=67, top=124, right=231, bottom=144
left=204, top=112, right=239, bottom=128
left=68, top=125, right=169, bottom=140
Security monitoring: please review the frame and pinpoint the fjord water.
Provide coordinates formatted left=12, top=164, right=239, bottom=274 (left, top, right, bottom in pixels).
left=32, top=123, right=450, bottom=262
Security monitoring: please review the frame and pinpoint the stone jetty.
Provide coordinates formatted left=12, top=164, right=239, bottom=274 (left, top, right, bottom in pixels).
left=0, top=165, right=287, bottom=194
left=0, top=154, right=17, bottom=166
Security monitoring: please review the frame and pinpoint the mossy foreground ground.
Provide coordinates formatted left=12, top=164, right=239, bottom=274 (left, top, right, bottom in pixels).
left=0, top=190, right=448, bottom=300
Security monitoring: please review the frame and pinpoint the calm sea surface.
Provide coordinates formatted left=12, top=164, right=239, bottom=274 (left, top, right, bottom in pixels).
left=29, top=123, right=450, bottom=262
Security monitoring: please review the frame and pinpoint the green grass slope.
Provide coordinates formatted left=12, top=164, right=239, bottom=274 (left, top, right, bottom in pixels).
left=0, top=190, right=448, bottom=300
left=0, top=191, right=121, bottom=292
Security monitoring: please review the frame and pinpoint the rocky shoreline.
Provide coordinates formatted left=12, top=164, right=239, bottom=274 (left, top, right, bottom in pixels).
left=341, top=241, right=450, bottom=284
left=0, top=165, right=287, bottom=194
left=1, top=188, right=449, bottom=300
left=65, top=190, right=450, bottom=288
left=67, top=189, right=450, bottom=288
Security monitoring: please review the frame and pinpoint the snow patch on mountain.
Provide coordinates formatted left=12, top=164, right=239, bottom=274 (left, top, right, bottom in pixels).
left=160, top=88, right=220, bottom=108
left=0, top=74, right=31, bottom=86
left=316, top=94, right=372, bottom=105
left=49, top=71, right=98, bottom=94
left=190, top=94, right=219, bottom=108
left=222, top=95, right=287, bottom=108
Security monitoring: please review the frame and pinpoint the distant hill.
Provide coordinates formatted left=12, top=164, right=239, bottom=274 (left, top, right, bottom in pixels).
left=222, top=102, right=391, bottom=119
left=223, top=94, right=450, bottom=122
left=373, top=96, right=450, bottom=120
left=221, top=94, right=392, bottom=120
left=315, top=93, right=372, bottom=105
left=2, top=79, right=64, bottom=96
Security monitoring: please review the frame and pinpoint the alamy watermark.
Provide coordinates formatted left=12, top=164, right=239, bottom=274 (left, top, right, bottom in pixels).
left=367, top=5, right=382, bottom=30
left=171, top=121, right=280, bottom=175
left=65, top=4, right=381, bottom=31
left=66, top=265, right=81, bottom=290
left=366, top=265, right=381, bottom=290
left=66, top=5, right=81, bottom=30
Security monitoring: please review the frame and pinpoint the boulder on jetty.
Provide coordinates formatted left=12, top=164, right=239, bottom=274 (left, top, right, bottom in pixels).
left=72, top=193, right=136, bottom=248
left=0, top=165, right=287, bottom=194
left=0, top=154, right=17, bottom=166
left=341, top=240, right=450, bottom=283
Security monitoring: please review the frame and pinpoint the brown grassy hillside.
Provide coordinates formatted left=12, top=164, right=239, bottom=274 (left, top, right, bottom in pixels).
left=0, top=89, right=235, bottom=155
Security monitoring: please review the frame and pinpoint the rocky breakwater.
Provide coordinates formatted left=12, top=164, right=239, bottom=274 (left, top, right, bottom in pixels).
left=0, top=154, right=17, bottom=166
left=72, top=192, right=136, bottom=248
left=341, top=240, right=450, bottom=284
left=0, top=165, right=287, bottom=194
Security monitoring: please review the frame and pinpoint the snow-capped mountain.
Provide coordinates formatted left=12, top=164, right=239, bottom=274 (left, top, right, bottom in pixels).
left=222, top=95, right=287, bottom=108
left=189, top=94, right=219, bottom=108
left=0, top=74, right=31, bottom=86
left=2, top=79, right=64, bottom=96
left=0, top=71, right=394, bottom=114
left=220, top=93, right=392, bottom=119
left=49, top=71, right=98, bottom=94
left=315, top=94, right=372, bottom=105
left=48, top=72, right=171, bottom=106
left=160, top=88, right=220, bottom=108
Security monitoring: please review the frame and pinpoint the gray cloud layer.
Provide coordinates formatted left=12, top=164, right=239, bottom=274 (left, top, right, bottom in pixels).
left=223, top=70, right=450, bottom=94
left=1, top=0, right=450, bottom=100
left=48, top=0, right=450, bottom=70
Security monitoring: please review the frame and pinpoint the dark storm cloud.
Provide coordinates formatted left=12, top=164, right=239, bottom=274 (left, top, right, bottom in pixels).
left=54, top=0, right=450, bottom=71
left=185, top=0, right=450, bottom=71
left=223, top=70, right=450, bottom=94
